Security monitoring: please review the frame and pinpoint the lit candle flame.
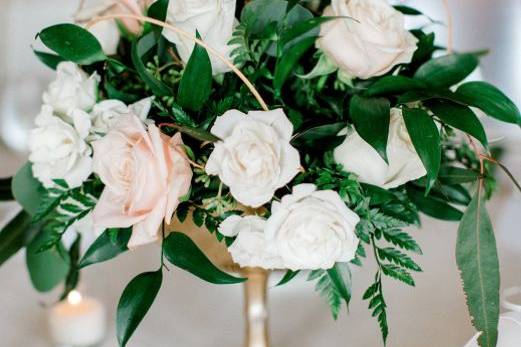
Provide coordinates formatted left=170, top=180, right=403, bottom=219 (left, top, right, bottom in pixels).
left=67, top=290, right=82, bottom=306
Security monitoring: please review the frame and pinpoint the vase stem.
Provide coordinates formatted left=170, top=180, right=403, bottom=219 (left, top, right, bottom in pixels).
left=242, top=267, right=270, bottom=347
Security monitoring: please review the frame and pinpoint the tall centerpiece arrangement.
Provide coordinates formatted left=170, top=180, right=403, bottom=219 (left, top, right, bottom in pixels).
left=1, top=0, right=520, bottom=346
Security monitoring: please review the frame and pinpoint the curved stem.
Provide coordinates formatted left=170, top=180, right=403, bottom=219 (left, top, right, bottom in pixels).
left=86, top=14, right=269, bottom=111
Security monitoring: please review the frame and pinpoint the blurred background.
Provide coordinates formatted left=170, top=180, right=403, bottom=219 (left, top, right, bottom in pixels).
left=0, top=1, right=520, bottom=346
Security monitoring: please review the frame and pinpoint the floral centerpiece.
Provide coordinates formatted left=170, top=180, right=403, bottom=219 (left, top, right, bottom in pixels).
left=1, top=0, right=520, bottom=346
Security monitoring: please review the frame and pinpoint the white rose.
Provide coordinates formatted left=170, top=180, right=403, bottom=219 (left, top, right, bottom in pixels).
left=317, top=0, right=418, bottom=79
left=205, top=109, right=301, bottom=208
left=43, top=62, right=99, bottom=116
left=28, top=105, right=93, bottom=188
left=163, top=0, right=237, bottom=75
left=265, top=184, right=360, bottom=270
left=334, top=108, right=426, bottom=189
left=90, top=97, right=153, bottom=135
left=219, top=215, right=283, bottom=269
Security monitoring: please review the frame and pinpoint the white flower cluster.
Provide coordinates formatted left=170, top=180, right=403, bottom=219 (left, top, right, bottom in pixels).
left=28, top=62, right=152, bottom=188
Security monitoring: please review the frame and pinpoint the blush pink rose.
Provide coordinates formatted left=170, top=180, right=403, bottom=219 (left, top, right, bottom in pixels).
left=91, top=115, right=192, bottom=248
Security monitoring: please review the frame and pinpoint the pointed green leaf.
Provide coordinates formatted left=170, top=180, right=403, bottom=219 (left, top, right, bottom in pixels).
left=276, top=270, right=300, bottom=286
left=146, top=0, right=169, bottom=34
left=177, top=33, right=212, bottom=111
left=0, top=177, right=13, bottom=201
left=366, top=75, right=427, bottom=97
left=38, top=23, right=106, bottom=64
left=117, top=270, right=163, bottom=347
left=393, top=5, right=422, bottom=15
left=438, top=167, right=480, bottom=185
left=12, top=162, right=46, bottom=216
left=456, top=184, right=500, bottom=347
left=33, top=50, right=65, bottom=70
left=163, top=232, right=245, bottom=284
left=274, top=36, right=316, bottom=94
left=0, top=211, right=38, bottom=266
left=427, top=99, right=487, bottom=147
left=402, top=108, right=441, bottom=192
left=414, top=53, right=479, bottom=88
left=456, top=81, right=521, bottom=125
left=349, top=95, right=390, bottom=162
left=79, top=228, right=132, bottom=268
left=327, top=263, right=352, bottom=305
left=131, top=33, right=172, bottom=96
left=280, top=17, right=336, bottom=50
left=291, top=122, right=346, bottom=150
left=26, top=229, right=70, bottom=292
left=407, top=186, right=463, bottom=221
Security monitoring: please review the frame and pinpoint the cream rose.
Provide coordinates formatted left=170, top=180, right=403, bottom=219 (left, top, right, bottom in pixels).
left=74, top=0, right=151, bottom=55
left=43, top=62, right=99, bottom=116
left=334, top=108, right=426, bottom=188
left=219, top=215, right=283, bottom=269
left=28, top=105, right=93, bottom=188
left=265, top=184, right=360, bottom=270
left=89, top=97, right=153, bottom=136
left=163, top=0, right=237, bottom=74
left=317, top=0, right=418, bottom=79
left=91, top=115, right=192, bottom=248
left=205, top=109, right=301, bottom=208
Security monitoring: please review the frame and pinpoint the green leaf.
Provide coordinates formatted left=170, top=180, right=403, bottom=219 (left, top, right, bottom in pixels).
left=164, top=123, right=219, bottom=142
left=0, top=177, right=13, bottom=201
left=456, top=81, right=521, bottom=125
left=377, top=247, right=422, bottom=272
left=349, top=95, right=390, bottom=162
left=366, top=75, right=427, bottom=97
left=456, top=184, right=500, bottom=347
left=427, top=99, right=488, bottom=147
left=79, top=228, right=132, bottom=268
left=38, top=23, right=106, bottom=64
left=276, top=270, right=300, bottom=286
left=12, top=162, right=46, bottom=216
left=438, top=167, right=480, bottom=185
left=163, top=232, right=245, bottom=284
left=33, top=50, right=65, bottom=70
left=241, top=0, right=287, bottom=35
left=146, top=0, right=169, bottom=34
left=402, top=108, right=441, bottom=192
left=60, top=233, right=82, bottom=301
left=0, top=211, right=38, bottom=266
left=131, top=33, right=171, bottom=96
left=381, top=263, right=415, bottom=286
left=280, top=17, right=335, bottom=51
left=414, top=54, right=479, bottom=88
left=117, top=270, right=163, bottom=347
left=274, top=36, right=316, bottom=94
left=177, top=32, right=213, bottom=111
left=291, top=122, right=346, bottom=150
left=326, top=263, right=352, bottom=306
left=407, top=186, right=463, bottom=221
left=393, top=5, right=422, bottom=15
left=26, top=229, right=70, bottom=292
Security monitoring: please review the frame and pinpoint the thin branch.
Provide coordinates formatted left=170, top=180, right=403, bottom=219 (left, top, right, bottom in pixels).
left=86, top=13, right=269, bottom=111
left=480, top=154, right=521, bottom=194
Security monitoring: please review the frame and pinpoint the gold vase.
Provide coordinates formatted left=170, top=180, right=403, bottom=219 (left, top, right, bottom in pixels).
left=170, top=216, right=271, bottom=347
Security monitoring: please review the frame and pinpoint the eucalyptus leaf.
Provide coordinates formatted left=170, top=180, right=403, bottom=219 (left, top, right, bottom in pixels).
left=456, top=81, right=521, bottom=125
left=33, top=50, right=65, bottom=70
left=177, top=32, right=213, bottom=111
left=117, top=270, right=163, bottom=347
left=402, top=108, right=441, bottom=192
left=427, top=99, right=488, bottom=147
left=12, top=162, right=46, bottom=216
left=26, top=229, right=70, bottom=292
left=0, top=211, right=38, bottom=266
left=131, top=33, right=171, bottom=96
left=163, top=232, right=245, bottom=284
left=407, top=186, right=463, bottom=221
left=415, top=53, right=479, bottom=88
left=349, top=95, right=390, bottom=162
left=38, top=23, right=106, bottom=64
left=456, top=185, right=500, bottom=347
left=79, top=228, right=132, bottom=268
